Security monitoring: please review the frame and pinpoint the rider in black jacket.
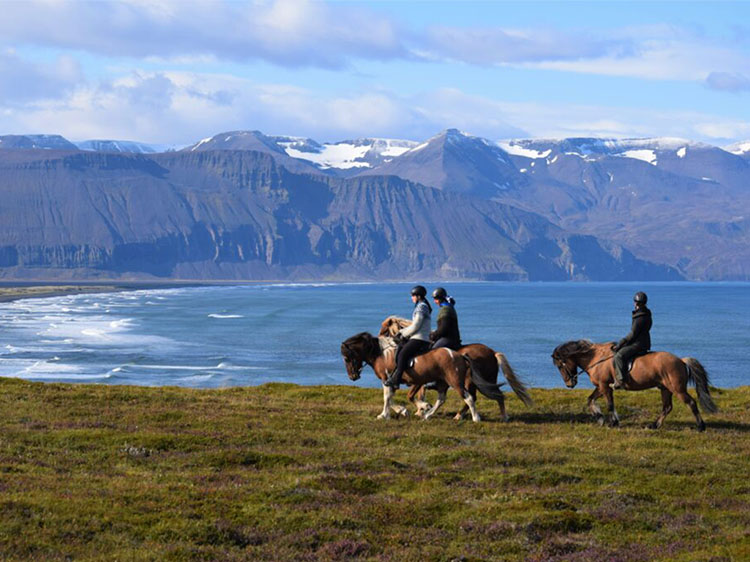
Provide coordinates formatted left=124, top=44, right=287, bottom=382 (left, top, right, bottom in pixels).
left=611, top=291, right=652, bottom=389
left=429, top=287, right=462, bottom=350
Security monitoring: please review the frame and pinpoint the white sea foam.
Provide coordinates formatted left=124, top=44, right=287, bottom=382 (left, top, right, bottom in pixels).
left=208, top=313, right=244, bottom=319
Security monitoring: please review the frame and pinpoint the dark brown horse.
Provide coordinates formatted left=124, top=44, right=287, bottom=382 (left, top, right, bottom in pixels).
left=341, top=331, right=484, bottom=421
left=379, top=316, right=533, bottom=421
left=552, top=340, right=718, bottom=431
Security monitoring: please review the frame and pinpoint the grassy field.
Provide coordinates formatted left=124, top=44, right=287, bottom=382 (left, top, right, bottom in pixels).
left=0, top=377, right=748, bottom=561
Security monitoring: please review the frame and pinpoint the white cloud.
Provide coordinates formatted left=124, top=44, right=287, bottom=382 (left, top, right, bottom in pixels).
left=420, top=23, right=750, bottom=83
left=0, top=0, right=406, bottom=68
left=2, top=1, right=748, bottom=85
left=1, top=54, right=748, bottom=145
left=0, top=50, right=82, bottom=104
left=705, top=72, right=750, bottom=92
left=421, top=26, right=632, bottom=65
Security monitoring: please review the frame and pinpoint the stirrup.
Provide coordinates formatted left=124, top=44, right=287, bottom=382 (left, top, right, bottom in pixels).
left=609, top=380, right=623, bottom=389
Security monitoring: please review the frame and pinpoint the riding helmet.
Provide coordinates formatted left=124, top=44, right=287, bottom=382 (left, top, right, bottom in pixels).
left=410, top=285, right=427, bottom=298
left=633, top=291, right=648, bottom=304
left=432, top=287, right=447, bottom=300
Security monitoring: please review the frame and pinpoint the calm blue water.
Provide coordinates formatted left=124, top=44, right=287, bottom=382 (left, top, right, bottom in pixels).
left=0, top=282, right=748, bottom=389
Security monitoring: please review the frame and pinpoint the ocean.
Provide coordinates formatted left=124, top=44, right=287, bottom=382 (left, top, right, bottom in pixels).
left=0, top=282, right=748, bottom=389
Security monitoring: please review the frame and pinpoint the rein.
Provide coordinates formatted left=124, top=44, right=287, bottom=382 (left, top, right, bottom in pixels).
left=583, top=354, right=614, bottom=374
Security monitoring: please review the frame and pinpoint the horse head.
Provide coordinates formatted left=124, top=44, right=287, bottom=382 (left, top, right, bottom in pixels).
left=379, top=316, right=410, bottom=338
left=551, top=340, right=593, bottom=388
left=341, top=332, right=379, bottom=381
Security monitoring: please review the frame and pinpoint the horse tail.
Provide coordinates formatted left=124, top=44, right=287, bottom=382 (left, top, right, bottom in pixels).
left=683, top=357, right=719, bottom=414
left=464, top=355, right=505, bottom=401
left=495, top=352, right=533, bottom=407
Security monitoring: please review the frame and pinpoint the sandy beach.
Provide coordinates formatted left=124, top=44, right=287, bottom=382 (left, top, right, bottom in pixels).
left=0, top=282, right=204, bottom=303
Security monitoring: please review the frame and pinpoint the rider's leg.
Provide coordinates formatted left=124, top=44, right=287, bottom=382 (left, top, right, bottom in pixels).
left=385, top=339, right=425, bottom=388
left=611, top=346, right=639, bottom=389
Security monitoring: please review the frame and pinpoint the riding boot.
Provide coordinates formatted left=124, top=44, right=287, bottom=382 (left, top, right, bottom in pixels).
left=610, top=368, right=625, bottom=389
left=384, top=372, right=401, bottom=389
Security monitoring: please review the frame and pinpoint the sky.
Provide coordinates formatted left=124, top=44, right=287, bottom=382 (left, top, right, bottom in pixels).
left=1, top=0, right=749, bottom=147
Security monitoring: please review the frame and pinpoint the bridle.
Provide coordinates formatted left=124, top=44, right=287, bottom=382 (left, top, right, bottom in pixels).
left=342, top=335, right=382, bottom=380
left=555, top=351, right=614, bottom=386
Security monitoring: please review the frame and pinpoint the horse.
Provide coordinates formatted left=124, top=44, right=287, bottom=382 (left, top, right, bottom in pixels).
left=551, top=340, right=718, bottom=431
left=341, top=331, right=485, bottom=421
left=379, top=316, right=533, bottom=421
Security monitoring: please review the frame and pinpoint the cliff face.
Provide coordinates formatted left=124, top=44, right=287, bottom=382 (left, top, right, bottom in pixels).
left=0, top=149, right=679, bottom=281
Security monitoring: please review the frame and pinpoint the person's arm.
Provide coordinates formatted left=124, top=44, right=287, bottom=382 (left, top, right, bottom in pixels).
left=617, top=316, right=646, bottom=349
left=400, top=307, right=426, bottom=339
left=430, top=309, right=448, bottom=341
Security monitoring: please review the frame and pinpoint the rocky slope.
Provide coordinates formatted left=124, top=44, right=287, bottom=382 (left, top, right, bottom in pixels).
left=0, top=148, right=677, bottom=281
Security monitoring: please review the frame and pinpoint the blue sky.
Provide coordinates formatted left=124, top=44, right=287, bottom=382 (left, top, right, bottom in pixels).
left=1, top=0, right=749, bottom=146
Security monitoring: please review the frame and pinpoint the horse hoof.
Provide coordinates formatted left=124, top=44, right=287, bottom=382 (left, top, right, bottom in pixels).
left=647, top=422, right=658, bottom=430
left=696, top=423, right=706, bottom=432
left=596, top=416, right=605, bottom=426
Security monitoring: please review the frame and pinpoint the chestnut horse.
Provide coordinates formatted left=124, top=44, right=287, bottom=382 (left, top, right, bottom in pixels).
left=341, top=331, right=484, bottom=421
left=379, top=316, right=533, bottom=421
left=551, top=340, right=718, bottom=431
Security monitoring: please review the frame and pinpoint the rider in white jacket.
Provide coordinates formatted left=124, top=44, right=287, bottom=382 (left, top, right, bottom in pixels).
left=385, top=285, right=432, bottom=388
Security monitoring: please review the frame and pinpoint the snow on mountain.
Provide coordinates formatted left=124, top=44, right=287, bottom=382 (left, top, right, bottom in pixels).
left=279, top=137, right=418, bottom=170
left=725, top=141, right=750, bottom=157
left=498, top=137, right=713, bottom=167
left=76, top=140, right=172, bottom=153
left=620, top=149, right=658, bottom=165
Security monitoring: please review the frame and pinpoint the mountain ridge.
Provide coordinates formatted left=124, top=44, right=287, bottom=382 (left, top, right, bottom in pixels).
left=2, top=127, right=750, bottom=280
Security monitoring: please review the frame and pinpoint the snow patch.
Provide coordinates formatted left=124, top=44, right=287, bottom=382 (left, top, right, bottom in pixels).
left=497, top=141, right=551, bottom=159
left=677, top=146, right=687, bottom=158
left=285, top=143, right=371, bottom=169
left=726, top=141, right=750, bottom=155
left=620, top=149, right=657, bottom=166
left=191, top=136, right=214, bottom=151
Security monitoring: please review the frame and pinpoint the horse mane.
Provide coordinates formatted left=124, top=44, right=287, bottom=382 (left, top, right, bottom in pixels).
left=341, top=332, right=381, bottom=359
left=553, top=340, right=594, bottom=360
left=379, top=316, right=411, bottom=337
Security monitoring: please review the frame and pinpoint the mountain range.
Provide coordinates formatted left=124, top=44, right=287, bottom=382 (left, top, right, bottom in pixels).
left=1, top=128, right=748, bottom=281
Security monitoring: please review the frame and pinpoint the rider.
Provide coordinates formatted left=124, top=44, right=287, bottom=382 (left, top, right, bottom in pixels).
left=610, top=291, right=652, bottom=389
left=384, top=285, right=432, bottom=388
left=430, top=287, right=462, bottom=350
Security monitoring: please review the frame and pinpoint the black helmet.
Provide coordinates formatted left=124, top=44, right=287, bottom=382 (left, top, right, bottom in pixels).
left=432, top=287, right=447, bottom=300
left=410, top=285, right=427, bottom=298
left=633, top=291, right=648, bottom=304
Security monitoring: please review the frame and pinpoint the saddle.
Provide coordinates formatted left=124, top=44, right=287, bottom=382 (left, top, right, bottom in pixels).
left=626, top=351, right=652, bottom=373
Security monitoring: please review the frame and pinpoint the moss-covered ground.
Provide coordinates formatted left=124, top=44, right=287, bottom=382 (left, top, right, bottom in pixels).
left=0, top=378, right=748, bottom=561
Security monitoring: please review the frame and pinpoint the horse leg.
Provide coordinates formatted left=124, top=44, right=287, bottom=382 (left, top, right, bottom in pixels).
left=454, top=387, right=478, bottom=421
left=423, top=388, right=447, bottom=420
left=675, top=390, right=706, bottom=432
left=377, top=384, right=396, bottom=420
left=496, top=392, right=508, bottom=422
left=649, top=387, right=673, bottom=429
left=603, top=386, right=620, bottom=427
left=587, top=388, right=605, bottom=425
left=409, top=385, right=431, bottom=418
left=462, top=391, right=481, bottom=422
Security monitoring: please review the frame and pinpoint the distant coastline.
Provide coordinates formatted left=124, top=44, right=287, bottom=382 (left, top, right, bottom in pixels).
left=0, top=281, right=201, bottom=303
